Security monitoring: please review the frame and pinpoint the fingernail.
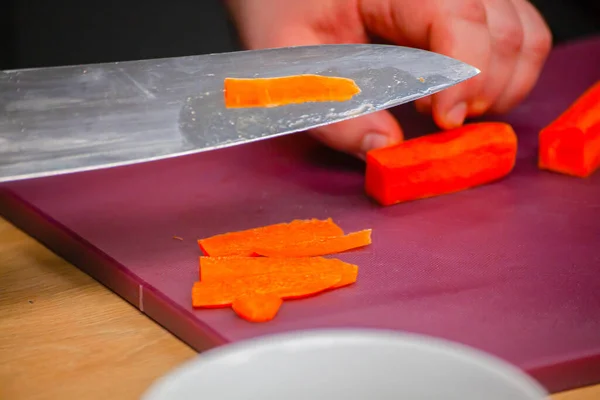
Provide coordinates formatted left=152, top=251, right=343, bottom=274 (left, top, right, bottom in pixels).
left=470, top=99, right=488, bottom=116
left=446, top=102, right=467, bottom=127
left=360, top=133, right=390, bottom=154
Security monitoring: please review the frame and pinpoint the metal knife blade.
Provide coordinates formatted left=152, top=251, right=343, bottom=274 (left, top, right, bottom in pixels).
left=0, top=44, right=479, bottom=183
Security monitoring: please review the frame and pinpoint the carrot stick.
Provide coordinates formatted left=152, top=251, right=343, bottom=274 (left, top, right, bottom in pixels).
left=191, top=271, right=342, bottom=308
left=199, top=256, right=358, bottom=289
left=197, top=218, right=344, bottom=257
left=252, top=229, right=372, bottom=257
left=365, top=122, right=518, bottom=206
left=224, top=74, right=361, bottom=108
left=539, top=80, right=600, bottom=178
left=232, top=293, right=283, bottom=323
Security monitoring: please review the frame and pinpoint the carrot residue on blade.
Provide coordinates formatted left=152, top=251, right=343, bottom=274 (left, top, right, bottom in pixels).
left=252, top=229, right=372, bottom=258
left=538, top=80, right=600, bottom=178
left=197, top=218, right=344, bottom=257
left=232, top=292, right=283, bottom=323
left=191, top=271, right=342, bottom=309
left=199, top=256, right=358, bottom=289
left=223, top=74, right=361, bottom=109
left=365, top=122, right=518, bottom=206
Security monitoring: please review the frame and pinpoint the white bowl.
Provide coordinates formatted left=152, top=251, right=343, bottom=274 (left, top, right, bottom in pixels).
left=142, top=329, right=548, bottom=400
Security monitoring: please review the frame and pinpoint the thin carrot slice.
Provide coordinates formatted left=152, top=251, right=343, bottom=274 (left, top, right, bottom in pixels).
left=224, top=74, right=361, bottom=109
left=199, top=256, right=358, bottom=289
left=232, top=292, right=283, bottom=323
left=253, top=229, right=372, bottom=257
left=191, top=271, right=342, bottom=308
left=365, top=122, right=517, bottom=205
left=539, top=80, right=600, bottom=178
left=197, top=218, right=344, bottom=257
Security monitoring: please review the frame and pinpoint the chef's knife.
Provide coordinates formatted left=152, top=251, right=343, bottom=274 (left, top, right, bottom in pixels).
left=0, top=44, right=479, bottom=183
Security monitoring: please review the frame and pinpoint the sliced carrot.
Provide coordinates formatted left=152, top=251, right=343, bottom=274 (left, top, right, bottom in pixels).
left=365, top=122, right=518, bottom=205
left=199, top=256, right=358, bottom=289
left=197, top=218, right=344, bottom=257
left=194, top=217, right=367, bottom=322
left=539, top=80, right=600, bottom=178
left=224, top=74, right=361, bottom=109
left=252, top=229, right=372, bottom=257
left=231, top=292, right=283, bottom=323
left=191, top=271, right=342, bottom=308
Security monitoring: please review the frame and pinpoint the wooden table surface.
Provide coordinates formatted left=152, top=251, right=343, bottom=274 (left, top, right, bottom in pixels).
left=0, top=217, right=598, bottom=400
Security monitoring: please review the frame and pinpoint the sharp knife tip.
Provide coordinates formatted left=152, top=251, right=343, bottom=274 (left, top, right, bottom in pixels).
left=458, top=64, right=481, bottom=83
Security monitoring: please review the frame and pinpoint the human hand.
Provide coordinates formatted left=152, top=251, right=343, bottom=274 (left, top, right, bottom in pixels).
left=225, top=0, right=552, bottom=158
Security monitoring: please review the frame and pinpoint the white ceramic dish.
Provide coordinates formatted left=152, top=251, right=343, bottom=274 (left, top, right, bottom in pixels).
left=141, top=329, right=549, bottom=400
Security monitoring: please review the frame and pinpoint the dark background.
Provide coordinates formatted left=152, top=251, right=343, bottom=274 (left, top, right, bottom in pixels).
left=1, top=0, right=599, bottom=70
left=0, top=0, right=241, bottom=69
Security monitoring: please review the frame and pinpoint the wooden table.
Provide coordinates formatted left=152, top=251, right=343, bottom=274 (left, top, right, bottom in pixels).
left=0, top=217, right=598, bottom=400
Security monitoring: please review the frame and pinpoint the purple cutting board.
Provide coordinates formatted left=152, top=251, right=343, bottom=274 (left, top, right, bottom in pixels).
left=1, top=36, right=600, bottom=394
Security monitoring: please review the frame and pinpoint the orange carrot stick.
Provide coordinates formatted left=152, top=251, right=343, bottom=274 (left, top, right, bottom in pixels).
left=197, top=218, right=344, bottom=257
left=199, top=256, right=358, bottom=289
left=252, top=229, right=372, bottom=257
left=191, top=271, right=342, bottom=308
left=539, top=81, right=600, bottom=178
left=365, top=122, right=518, bottom=206
left=232, top=293, right=283, bottom=323
left=224, top=74, right=361, bottom=109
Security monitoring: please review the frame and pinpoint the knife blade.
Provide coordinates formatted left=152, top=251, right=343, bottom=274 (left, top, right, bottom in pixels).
left=0, top=44, right=479, bottom=183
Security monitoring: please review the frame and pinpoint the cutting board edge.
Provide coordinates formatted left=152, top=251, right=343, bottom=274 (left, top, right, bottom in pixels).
left=0, top=187, right=230, bottom=352
left=528, top=352, right=600, bottom=393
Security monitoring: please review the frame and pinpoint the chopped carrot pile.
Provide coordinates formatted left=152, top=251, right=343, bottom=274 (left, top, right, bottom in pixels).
left=193, top=218, right=367, bottom=322
left=538, top=80, right=600, bottom=178
left=223, top=74, right=361, bottom=109
left=365, top=122, right=518, bottom=206
left=252, top=229, right=372, bottom=258
left=192, top=271, right=342, bottom=308
left=232, top=293, right=283, bottom=322
left=197, top=218, right=343, bottom=257
left=199, top=256, right=358, bottom=289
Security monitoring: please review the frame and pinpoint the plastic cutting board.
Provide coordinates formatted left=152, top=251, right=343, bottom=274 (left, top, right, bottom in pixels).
left=1, top=35, right=600, bottom=394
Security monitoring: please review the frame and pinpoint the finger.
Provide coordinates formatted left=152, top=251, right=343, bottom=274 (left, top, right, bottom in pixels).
left=415, top=96, right=432, bottom=114
left=469, top=0, right=524, bottom=116
left=310, top=110, right=404, bottom=158
left=359, top=0, right=492, bottom=129
left=428, top=0, right=492, bottom=128
left=491, top=0, right=552, bottom=113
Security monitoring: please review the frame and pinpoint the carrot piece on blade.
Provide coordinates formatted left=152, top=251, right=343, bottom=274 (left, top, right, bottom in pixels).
left=365, top=122, right=518, bottom=206
left=223, top=74, right=361, bottom=108
left=538, top=80, right=600, bottom=178
left=197, top=218, right=344, bottom=257
left=199, top=256, right=358, bottom=289
left=232, top=293, right=283, bottom=323
left=252, top=229, right=372, bottom=258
